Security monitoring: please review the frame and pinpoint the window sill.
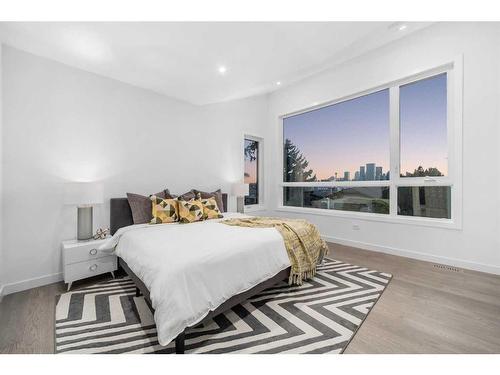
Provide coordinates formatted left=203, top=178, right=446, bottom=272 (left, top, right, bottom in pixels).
left=244, top=204, right=267, bottom=213
left=275, top=206, right=462, bottom=230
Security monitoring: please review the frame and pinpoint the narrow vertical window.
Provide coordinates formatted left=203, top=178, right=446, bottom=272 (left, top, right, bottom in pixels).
left=244, top=138, right=259, bottom=205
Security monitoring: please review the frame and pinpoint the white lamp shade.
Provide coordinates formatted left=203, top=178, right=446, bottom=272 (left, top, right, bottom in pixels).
left=64, top=182, right=104, bottom=206
left=231, top=183, right=249, bottom=197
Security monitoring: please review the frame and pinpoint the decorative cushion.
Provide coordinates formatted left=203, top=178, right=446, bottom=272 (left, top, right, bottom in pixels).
left=150, top=196, right=179, bottom=224
left=201, top=197, right=223, bottom=220
left=178, top=190, right=196, bottom=201
left=178, top=198, right=204, bottom=223
left=127, top=189, right=172, bottom=224
left=194, top=189, right=225, bottom=213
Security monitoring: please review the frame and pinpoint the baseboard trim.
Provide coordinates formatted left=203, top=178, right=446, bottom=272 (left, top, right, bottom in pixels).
left=323, top=235, right=500, bottom=276
left=2, top=272, right=63, bottom=296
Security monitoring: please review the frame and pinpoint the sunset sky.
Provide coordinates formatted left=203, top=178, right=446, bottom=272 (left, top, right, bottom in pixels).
left=244, top=139, right=258, bottom=184
left=400, top=73, right=448, bottom=176
left=284, top=88, right=390, bottom=180
left=283, top=73, right=447, bottom=180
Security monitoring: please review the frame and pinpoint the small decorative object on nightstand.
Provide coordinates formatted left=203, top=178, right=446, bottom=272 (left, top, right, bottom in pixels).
left=62, top=237, right=117, bottom=291
left=93, top=227, right=109, bottom=240
left=232, top=183, right=249, bottom=214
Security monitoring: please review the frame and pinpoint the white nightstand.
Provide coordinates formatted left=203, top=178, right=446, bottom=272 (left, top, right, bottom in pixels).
left=62, top=238, right=117, bottom=291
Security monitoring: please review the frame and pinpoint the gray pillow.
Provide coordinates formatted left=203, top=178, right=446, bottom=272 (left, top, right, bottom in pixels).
left=127, top=189, right=172, bottom=224
left=194, top=189, right=224, bottom=213
left=178, top=190, right=196, bottom=201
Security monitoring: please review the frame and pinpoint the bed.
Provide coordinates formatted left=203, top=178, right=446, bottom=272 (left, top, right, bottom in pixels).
left=104, top=193, right=291, bottom=354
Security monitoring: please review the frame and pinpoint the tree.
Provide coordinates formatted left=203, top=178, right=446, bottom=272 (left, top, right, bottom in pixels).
left=283, top=139, right=317, bottom=182
left=425, top=167, right=443, bottom=177
left=244, top=140, right=258, bottom=162
left=283, top=139, right=317, bottom=207
left=403, top=166, right=443, bottom=177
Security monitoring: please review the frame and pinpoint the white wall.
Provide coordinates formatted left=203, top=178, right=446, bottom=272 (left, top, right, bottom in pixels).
left=266, top=23, right=500, bottom=274
left=1, top=46, right=269, bottom=294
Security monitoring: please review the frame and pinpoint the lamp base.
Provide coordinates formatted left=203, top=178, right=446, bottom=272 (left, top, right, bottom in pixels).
left=77, top=206, right=93, bottom=241
left=236, top=196, right=245, bottom=214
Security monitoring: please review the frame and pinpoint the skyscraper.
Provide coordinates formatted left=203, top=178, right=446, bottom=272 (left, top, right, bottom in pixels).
left=359, top=166, right=365, bottom=181
left=375, top=166, right=382, bottom=180
left=366, top=163, right=375, bottom=181
left=344, top=171, right=350, bottom=181
left=354, top=171, right=360, bottom=181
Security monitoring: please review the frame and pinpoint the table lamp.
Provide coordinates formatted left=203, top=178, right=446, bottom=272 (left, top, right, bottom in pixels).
left=232, top=183, right=249, bottom=214
left=64, top=182, right=103, bottom=240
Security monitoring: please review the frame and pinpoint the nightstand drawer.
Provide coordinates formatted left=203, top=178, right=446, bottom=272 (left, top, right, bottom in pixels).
left=64, top=256, right=117, bottom=283
left=64, top=242, right=113, bottom=264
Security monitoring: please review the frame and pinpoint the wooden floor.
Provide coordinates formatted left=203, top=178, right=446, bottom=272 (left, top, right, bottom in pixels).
left=1, top=243, right=500, bottom=354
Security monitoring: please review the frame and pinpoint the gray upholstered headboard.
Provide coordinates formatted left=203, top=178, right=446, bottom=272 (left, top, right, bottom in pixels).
left=110, top=193, right=228, bottom=235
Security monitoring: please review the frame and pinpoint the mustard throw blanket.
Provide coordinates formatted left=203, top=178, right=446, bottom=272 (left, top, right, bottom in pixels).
left=222, top=217, right=328, bottom=285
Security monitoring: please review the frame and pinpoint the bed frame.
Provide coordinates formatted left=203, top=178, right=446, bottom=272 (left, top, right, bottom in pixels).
left=110, top=193, right=290, bottom=354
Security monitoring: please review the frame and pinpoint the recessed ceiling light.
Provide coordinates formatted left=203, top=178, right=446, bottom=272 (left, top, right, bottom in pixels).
left=64, top=30, right=112, bottom=63
left=218, top=66, right=227, bottom=74
left=389, top=22, right=408, bottom=32
left=276, top=81, right=281, bottom=86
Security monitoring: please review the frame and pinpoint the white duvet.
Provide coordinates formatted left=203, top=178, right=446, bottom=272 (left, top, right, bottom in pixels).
left=99, top=213, right=290, bottom=346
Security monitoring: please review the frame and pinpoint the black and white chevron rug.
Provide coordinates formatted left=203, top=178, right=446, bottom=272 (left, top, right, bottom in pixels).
left=55, top=259, right=391, bottom=354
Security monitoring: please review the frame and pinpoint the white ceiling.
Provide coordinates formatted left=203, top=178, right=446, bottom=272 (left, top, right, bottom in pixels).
left=0, top=22, right=431, bottom=105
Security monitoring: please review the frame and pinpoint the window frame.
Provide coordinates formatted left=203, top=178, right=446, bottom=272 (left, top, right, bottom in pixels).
left=277, top=57, right=463, bottom=229
left=243, top=134, right=265, bottom=212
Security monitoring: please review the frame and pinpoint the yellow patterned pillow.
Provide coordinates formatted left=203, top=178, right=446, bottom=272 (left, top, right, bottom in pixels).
left=150, top=196, right=179, bottom=224
left=178, top=198, right=204, bottom=223
left=201, top=197, right=223, bottom=220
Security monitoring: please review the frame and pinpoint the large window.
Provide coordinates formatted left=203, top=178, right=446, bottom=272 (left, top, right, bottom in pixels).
left=244, top=138, right=259, bottom=205
left=280, top=64, right=461, bottom=227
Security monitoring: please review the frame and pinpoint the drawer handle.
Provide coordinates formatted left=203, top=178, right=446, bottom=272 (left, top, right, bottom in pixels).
left=89, top=248, right=98, bottom=256
left=89, top=264, right=98, bottom=271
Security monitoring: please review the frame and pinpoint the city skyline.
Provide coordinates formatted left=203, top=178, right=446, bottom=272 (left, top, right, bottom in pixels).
left=320, top=162, right=389, bottom=181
